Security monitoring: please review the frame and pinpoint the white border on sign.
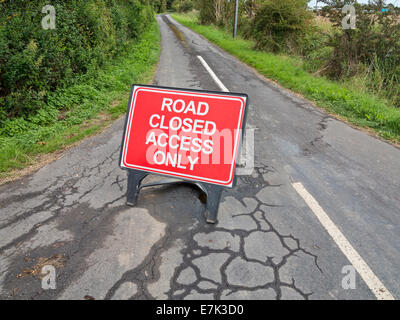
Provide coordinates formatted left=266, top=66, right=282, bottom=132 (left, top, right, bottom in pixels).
left=121, top=86, right=246, bottom=187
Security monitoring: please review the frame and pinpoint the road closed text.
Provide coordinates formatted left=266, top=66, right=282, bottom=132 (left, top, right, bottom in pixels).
left=146, top=98, right=217, bottom=171
left=120, top=86, right=247, bottom=187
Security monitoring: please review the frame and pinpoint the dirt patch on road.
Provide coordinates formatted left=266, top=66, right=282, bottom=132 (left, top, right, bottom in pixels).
left=162, top=15, right=189, bottom=50
left=17, top=254, right=67, bottom=279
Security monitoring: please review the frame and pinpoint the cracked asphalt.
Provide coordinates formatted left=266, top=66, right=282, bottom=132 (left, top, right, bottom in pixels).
left=0, top=15, right=399, bottom=300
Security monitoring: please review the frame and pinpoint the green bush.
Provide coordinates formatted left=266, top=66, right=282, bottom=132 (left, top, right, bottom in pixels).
left=0, top=0, right=153, bottom=123
left=197, top=0, right=216, bottom=24
left=320, top=0, right=400, bottom=106
left=0, top=20, right=161, bottom=173
left=300, top=29, right=332, bottom=73
left=152, top=0, right=167, bottom=13
left=251, top=0, right=313, bottom=53
left=172, top=0, right=194, bottom=13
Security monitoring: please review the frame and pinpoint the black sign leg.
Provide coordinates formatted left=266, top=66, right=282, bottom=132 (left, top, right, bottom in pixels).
left=126, top=170, right=148, bottom=206
left=200, top=183, right=224, bottom=224
left=125, top=170, right=224, bottom=224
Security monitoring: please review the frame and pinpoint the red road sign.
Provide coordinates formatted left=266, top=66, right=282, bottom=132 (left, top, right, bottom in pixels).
left=120, top=85, right=248, bottom=187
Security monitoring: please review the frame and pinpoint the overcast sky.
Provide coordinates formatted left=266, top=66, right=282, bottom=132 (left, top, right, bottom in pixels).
left=308, top=0, right=399, bottom=7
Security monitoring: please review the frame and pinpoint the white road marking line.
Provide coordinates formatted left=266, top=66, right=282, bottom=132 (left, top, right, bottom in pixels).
left=292, top=182, right=395, bottom=300
left=197, top=56, right=229, bottom=92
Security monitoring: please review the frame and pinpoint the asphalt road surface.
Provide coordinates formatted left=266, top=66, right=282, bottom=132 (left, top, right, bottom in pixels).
left=1, top=15, right=399, bottom=300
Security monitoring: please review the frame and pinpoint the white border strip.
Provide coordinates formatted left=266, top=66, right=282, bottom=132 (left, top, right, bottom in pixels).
left=292, top=182, right=394, bottom=300
left=197, top=56, right=229, bottom=92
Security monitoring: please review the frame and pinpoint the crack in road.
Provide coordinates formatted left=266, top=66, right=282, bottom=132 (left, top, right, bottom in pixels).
left=106, top=164, right=322, bottom=300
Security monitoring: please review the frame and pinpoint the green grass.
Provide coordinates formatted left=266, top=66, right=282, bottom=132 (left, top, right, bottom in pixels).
left=0, top=20, right=161, bottom=178
left=172, top=13, right=400, bottom=144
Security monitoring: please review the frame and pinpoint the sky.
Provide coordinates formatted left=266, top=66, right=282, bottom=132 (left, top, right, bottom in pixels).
left=308, top=0, right=399, bottom=7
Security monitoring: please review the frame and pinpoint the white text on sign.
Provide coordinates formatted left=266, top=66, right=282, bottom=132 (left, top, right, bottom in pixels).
left=145, top=98, right=218, bottom=171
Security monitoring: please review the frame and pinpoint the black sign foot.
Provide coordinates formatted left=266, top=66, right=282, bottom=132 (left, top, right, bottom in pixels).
left=199, top=183, right=224, bottom=224
left=125, top=169, right=224, bottom=224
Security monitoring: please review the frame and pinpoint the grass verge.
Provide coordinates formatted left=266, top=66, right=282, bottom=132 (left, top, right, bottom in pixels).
left=0, top=20, right=161, bottom=182
left=171, top=13, right=400, bottom=144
